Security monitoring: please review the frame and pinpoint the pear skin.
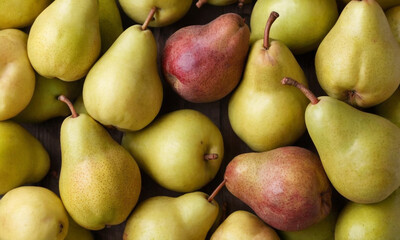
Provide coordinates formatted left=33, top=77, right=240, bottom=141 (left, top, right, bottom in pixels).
left=340, top=0, right=400, bottom=10
left=374, top=88, right=400, bottom=127
left=386, top=5, right=400, bottom=45
left=65, top=216, right=94, bottom=240
left=196, top=0, right=252, bottom=8
left=99, top=0, right=123, bottom=54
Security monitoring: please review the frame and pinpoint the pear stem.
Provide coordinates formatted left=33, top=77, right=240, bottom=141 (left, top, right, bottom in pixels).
left=142, top=7, right=157, bottom=30
left=281, top=77, right=319, bottom=105
left=204, top=153, right=218, bottom=160
left=208, top=179, right=226, bottom=202
left=238, top=0, right=245, bottom=8
left=58, top=95, right=79, bottom=118
left=196, top=0, right=207, bottom=8
left=263, top=11, right=279, bottom=50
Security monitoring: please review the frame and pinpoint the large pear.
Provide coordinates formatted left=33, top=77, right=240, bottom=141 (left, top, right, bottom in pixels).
left=83, top=24, right=163, bottom=132
left=315, top=0, right=400, bottom=108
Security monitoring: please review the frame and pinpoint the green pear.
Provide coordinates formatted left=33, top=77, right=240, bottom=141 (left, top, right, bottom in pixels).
left=0, top=28, right=35, bottom=121
left=83, top=23, right=163, bottom=132
left=73, top=95, right=88, bottom=115
left=374, top=88, right=400, bottom=127
left=315, top=0, right=400, bottom=108
left=0, top=186, right=69, bottom=240
left=99, top=0, right=123, bottom=54
left=0, top=121, right=50, bottom=195
left=196, top=0, right=252, bottom=8
left=340, top=0, right=399, bottom=10
left=0, top=0, right=51, bottom=29
left=282, top=77, right=400, bottom=204
left=27, top=0, right=101, bottom=81
left=119, top=0, right=192, bottom=27
left=14, top=74, right=83, bottom=123
left=386, top=5, right=400, bottom=45
left=210, top=210, right=280, bottom=240
left=65, top=216, right=94, bottom=240
left=250, top=0, right=338, bottom=54
left=335, top=188, right=400, bottom=240
left=58, top=96, right=141, bottom=230
left=122, top=109, right=224, bottom=192
left=123, top=192, right=219, bottom=240
left=229, top=12, right=309, bottom=152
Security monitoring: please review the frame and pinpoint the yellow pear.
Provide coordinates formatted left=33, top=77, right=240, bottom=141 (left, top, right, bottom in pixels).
left=99, top=0, right=123, bottom=54
left=386, top=5, right=400, bottom=45
left=65, top=216, right=94, bottom=240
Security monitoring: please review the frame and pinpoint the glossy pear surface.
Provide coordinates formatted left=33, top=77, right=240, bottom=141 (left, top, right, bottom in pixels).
left=14, top=75, right=83, bottom=123
left=0, top=121, right=50, bottom=194
left=315, top=0, right=400, bottom=108
left=162, top=13, right=250, bottom=103
left=59, top=113, right=141, bottom=230
left=341, top=0, right=399, bottom=10
left=0, top=186, right=69, bottom=240
left=0, top=0, right=51, bottom=29
left=119, top=0, right=192, bottom=27
left=306, top=96, right=400, bottom=203
left=374, top=88, right=400, bottom=127
left=0, top=28, right=35, bottom=120
left=228, top=38, right=309, bottom=152
left=122, top=109, right=224, bottom=192
left=335, top=188, right=400, bottom=240
left=123, top=192, right=219, bottom=240
left=386, top=5, right=400, bottom=45
left=210, top=210, right=280, bottom=240
left=250, top=0, right=338, bottom=54
left=27, top=0, right=101, bottom=81
left=225, top=146, right=332, bottom=231
left=99, top=0, right=123, bottom=54
left=83, top=25, right=163, bottom=131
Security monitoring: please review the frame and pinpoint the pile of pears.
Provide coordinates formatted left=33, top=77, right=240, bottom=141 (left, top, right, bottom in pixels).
left=1, top=0, right=400, bottom=239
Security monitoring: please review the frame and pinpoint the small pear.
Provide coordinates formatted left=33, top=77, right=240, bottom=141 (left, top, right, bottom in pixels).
left=122, top=109, right=224, bottom=192
left=335, top=188, right=400, bottom=240
left=210, top=210, right=280, bottom=240
left=315, top=0, right=400, bottom=108
left=196, top=0, right=252, bottom=8
left=374, top=88, right=400, bottom=127
left=119, top=0, right=192, bottom=27
left=123, top=192, right=219, bottom=240
left=386, top=5, right=400, bottom=45
left=99, top=0, right=123, bottom=54
left=0, top=186, right=69, bottom=240
left=229, top=12, right=309, bottom=152
left=0, top=0, right=51, bottom=29
left=0, top=28, right=35, bottom=120
left=27, top=0, right=101, bottom=81
left=282, top=77, right=400, bottom=204
left=14, top=74, right=83, bottom=123
left=58, top=96, right=141, bottom=230
left=0, top=121, right=50, bottom=195
left=65, top=216, right=94, bottom=240
left=83, top=13, right=163, bottom=131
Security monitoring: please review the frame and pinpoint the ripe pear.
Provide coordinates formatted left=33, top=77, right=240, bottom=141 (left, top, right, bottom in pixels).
left=0, top=28, right=35, bottom=121
left=374, top=88, right=400, bottom=127
left=315, top=0, right=400, bottom=108
left=282, top=77, right=400, bottom=204
left=58, top=96, right=142, bottom=230
left=250, top=0, right=338, bottom=54
left=220, top=146, right=332, bottom=231
left=27, top=0, right=101, bottom=81
left=0, top=186, right=69, bottom=240
left=340, top=0, right=399, bottom=10
left=162, top=13, right=250, bottom=103
left=65, top=216, right=94, bottom=240
left=386, top=5, right=400, bottom=45
left=229, top=12, right=309, bottom=152
left=0, top=121, right=50, bottom=195
left=73, top=95, right=88, bottom=115
left=119, top=0, right=192, bottom=27
left=196, top=0, right=252, bottom=8
left=335, top=188, right=400, bottom=239
left=122, top=109, right=224, bottom=192
left=14, top=74, right=83, bottom=123
left=210, top=210, right=280, bottom=240
left=123, top=192, right=219, bottom=240
left=83, top=22, right=163, bottom=131
left=99, top=0, right=123, bottom=54
left=0, top=0, right=51, bottom=29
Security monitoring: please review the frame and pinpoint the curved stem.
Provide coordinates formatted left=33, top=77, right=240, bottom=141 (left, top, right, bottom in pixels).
left=58, top=95, right=79, bottom=118
left=204, top=153, right=218, bottom=160
left=281, top=77, right=319, bottom=105
left=208, top=179, right=226, bottom=202
left=263, top=11, right=279, bottom=50
left=196, top=0, right=207, bottom=8
left=142, top=7, right=157, bottom=30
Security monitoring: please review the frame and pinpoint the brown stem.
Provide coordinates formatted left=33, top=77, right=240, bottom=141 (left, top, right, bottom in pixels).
left=238, top=0, right=245, bottom=8
left=263, top=11, right=279, bottom=49
left=196, top=0, right=207, bottom=8
left=208, top=179, right=226, bottom=202
left=142, top=7, right=157, bottom=30
left=281, top=77, right=319, bottom=105
left=204, top=153, right=218, bottom=160
left=58, top=95, right=79, bottom=118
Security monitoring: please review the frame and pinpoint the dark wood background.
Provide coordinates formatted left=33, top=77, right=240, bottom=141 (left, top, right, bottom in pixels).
left=19, top=1, right=341, bottom=239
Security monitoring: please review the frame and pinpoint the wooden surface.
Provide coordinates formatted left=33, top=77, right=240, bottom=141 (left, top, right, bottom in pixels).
left=20, top=1, right=330, bottom=239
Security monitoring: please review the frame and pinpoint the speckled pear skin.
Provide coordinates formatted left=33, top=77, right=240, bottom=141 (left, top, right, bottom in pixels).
left=306, top=96, right=400, bottom=204
left=225, top=146, right=332, bottom=231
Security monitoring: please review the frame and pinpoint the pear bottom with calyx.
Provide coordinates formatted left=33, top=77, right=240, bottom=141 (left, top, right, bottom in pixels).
left=58, top=95, right=142, bottom=230
left=123, top=192, right=219, bottom=240
left=0, top=186, right=69, bottom=240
